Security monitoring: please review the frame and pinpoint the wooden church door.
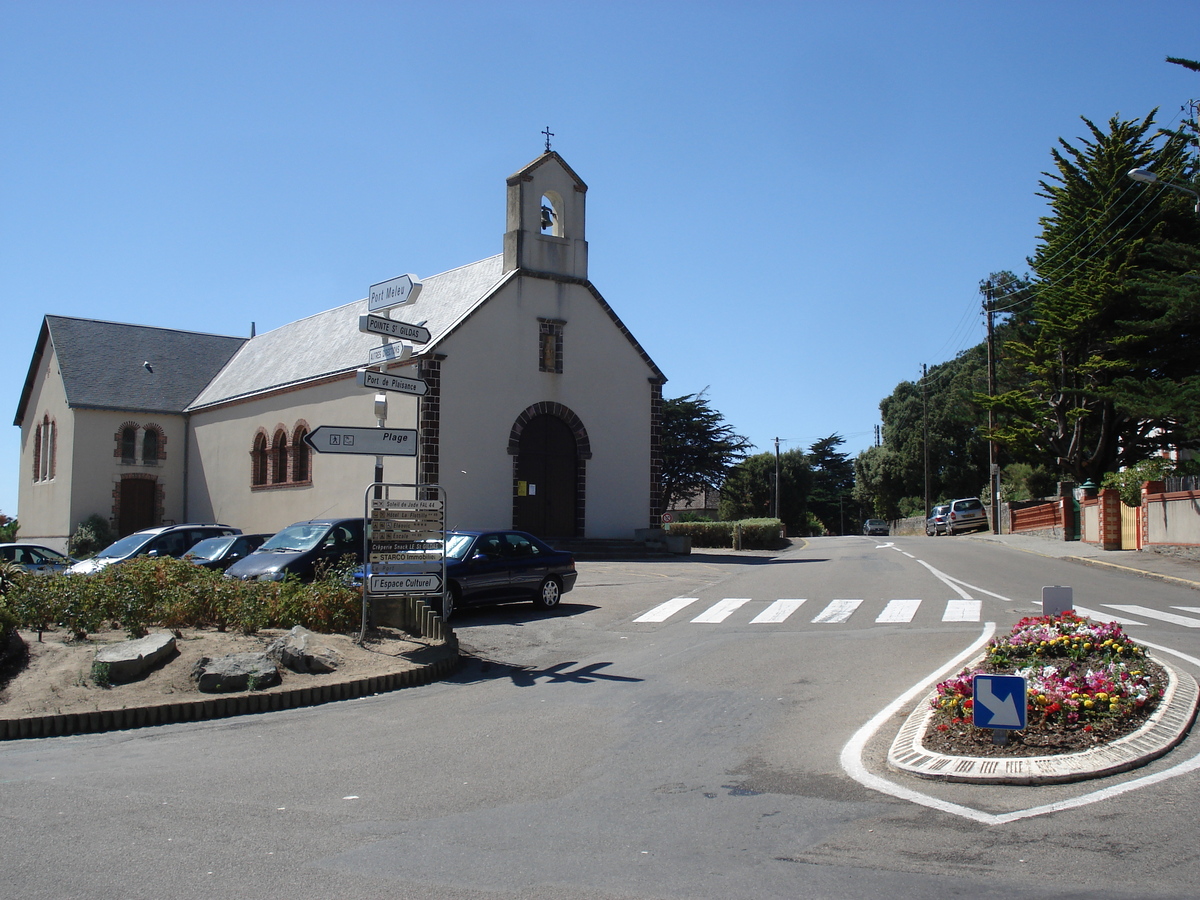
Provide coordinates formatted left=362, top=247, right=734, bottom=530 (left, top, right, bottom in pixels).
left=515, top=414, right=576, bottom=538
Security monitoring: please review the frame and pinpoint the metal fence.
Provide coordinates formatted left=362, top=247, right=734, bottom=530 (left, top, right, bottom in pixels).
left=1165, top=475, right=1200, bottom=493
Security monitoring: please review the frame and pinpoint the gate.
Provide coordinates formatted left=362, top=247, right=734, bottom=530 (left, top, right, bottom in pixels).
left=1120, top=502, right=1141, bottom=550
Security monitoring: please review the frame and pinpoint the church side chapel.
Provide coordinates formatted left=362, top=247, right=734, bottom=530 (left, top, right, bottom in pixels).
left=15, top=148, right=667, bottom=551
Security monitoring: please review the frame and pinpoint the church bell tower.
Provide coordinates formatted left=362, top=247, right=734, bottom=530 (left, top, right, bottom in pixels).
left=503, top=150, right=589, bottom=279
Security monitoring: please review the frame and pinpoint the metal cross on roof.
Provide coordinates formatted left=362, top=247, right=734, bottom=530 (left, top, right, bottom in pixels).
left=542, top=126, right=554, bottom=153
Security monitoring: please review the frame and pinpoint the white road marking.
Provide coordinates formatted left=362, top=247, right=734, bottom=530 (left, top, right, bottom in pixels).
left=916, top=559, right=974, bottom=599
left=942, top=599, right=982, bottom=622
left=842, top=633, right=1200, bottom=825
left=690, top=598, right=751, bottom=623
left=750, top=599, right=806, bottom=623
left=1104, top=605, right=1200, bottom=628
left=1073, top=605, right=1147, bottom=627
left=1174, top=607, right=1200, bottom=614
left=633, top=597, right=699, bottom=623
left=812, top=599, right=862, bottom=623
left=875, top=599, right=921, bottom=623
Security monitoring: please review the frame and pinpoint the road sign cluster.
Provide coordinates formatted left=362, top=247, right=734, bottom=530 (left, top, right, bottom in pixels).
left=366, top=496, right=445, bottom=595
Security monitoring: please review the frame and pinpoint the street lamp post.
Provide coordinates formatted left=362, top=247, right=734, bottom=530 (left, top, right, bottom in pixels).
left=1128, top=168, right=1200, bottom=214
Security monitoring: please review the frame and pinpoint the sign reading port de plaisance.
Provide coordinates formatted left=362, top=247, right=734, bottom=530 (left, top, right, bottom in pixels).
left=356, top=368, right=429, bottom=396
left=368, top=274, right=422, bottom=313
left=359, top=314, right=431, bottom=345
left=304, top=425, right=417, bottom=456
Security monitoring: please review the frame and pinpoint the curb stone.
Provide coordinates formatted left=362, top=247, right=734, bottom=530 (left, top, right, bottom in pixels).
left=0, top=641, right=460, bottom=741
left=887, top=657, right=1199, bottom=785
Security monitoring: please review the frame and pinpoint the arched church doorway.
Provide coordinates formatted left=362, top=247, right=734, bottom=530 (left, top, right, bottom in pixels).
left=515, top=414, right=577, bottom=538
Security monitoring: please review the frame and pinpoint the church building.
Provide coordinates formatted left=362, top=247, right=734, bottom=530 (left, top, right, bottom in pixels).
left=15, top=151, right=667, bottom=550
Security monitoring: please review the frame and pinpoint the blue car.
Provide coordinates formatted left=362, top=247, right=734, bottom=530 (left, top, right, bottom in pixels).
left=361, top=529, right=577, bottom=620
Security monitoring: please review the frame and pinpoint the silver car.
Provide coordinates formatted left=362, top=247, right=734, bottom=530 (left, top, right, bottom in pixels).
left=946, top=498, right=988, bottom=535
left=926, top=504, right=950, bottom=536
left=0, top=543, right=77, bottom=575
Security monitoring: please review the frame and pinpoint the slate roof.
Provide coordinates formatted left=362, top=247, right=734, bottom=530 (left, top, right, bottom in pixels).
left=189, top=255, right=512, bottom=410
left=15, top=316, right=248, bottom=425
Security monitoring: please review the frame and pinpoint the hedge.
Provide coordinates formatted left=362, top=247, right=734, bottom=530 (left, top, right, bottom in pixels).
left=665, top=518, right=785, bottom=550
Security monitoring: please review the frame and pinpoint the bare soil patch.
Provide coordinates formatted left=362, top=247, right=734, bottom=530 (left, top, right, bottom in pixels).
left=0, top=626, right=438, bottom=721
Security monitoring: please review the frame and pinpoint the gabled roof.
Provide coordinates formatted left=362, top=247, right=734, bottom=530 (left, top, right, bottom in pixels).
left=14, top=316, right=247, bottom=425
left=189, top=255, right=512, bottom=410
left=188, top=249, right=666, bottom=411
left=506, top=151, right=588, bottom=191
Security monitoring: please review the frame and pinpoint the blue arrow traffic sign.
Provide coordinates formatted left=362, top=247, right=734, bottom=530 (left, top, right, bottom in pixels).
left=972, top=674, right=1027, bottom=730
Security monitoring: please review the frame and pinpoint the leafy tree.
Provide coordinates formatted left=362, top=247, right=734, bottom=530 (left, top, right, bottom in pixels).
left=806, top=434, right=855, bottom=533
left=0, top=513, right=16, bottom=542
left=658, top=390, right=752, bottom=518
left=718, top=449, right=811, bottom=533
left=984, top=112, right=1200, bottom=482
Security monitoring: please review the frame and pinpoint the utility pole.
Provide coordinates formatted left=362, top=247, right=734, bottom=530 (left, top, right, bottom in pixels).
left=984, top=281, right=1000, bottom=534
left=773, top=437, right=780, bottom=521
left=922, top=363, right=929, bottom=519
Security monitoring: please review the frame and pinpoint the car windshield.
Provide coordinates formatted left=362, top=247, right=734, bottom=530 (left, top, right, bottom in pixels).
left=186, top=536, right=236, bottom=561
left=444, top=534, right=475, bottom=559
left=94, top=532, right=157, bottom=560
left=261, top=523, right=331, bottom=553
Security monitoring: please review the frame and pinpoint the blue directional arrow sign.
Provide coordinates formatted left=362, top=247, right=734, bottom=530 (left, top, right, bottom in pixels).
left=972, top=674, right=1027, bottom=730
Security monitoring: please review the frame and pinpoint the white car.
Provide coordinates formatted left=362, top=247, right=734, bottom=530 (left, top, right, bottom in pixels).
left=946, top=498, right=988, bottom=535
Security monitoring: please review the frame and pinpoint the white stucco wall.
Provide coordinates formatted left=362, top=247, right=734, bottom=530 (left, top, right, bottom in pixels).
left=188, top=375, right=419, bottom=535
left=435, top=275, right=653, bottom=538
left=16, top=344, right=73, bottom=549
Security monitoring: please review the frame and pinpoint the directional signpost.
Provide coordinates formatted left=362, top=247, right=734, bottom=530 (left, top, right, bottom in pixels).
left=304, top=425, right=418, bottom=457
left=358, top=314, right=431, bottom=345
left=368, top=273, right=422, bottom=312
left=356, top=368, right=429, bottom=397
left=972, top=673, right=1027, bottom=744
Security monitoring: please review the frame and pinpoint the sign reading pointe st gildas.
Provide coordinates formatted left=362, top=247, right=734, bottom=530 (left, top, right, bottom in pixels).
left=368, top=274, right=422, bottom=313
left=358, top=314, right=431, bottom=345
left=303, top=425, right=418, bottom=457
left=356, top=368, right=429, bottom=397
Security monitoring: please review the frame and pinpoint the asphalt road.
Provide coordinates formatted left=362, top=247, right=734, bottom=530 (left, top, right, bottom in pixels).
left=3, top=534, right=1200, bottom=899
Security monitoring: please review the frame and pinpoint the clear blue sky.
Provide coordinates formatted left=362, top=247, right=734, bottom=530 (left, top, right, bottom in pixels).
left=2, top=1, right=1197, bottom=522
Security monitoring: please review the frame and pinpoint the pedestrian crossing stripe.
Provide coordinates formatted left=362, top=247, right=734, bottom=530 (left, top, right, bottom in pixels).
left=750, top=599, right=806, bottom=623
left=634, top=597, right=985, bottom=625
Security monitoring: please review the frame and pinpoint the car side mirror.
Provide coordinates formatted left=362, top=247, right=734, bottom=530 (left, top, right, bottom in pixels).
left=470, top=552, right=489, bottom=564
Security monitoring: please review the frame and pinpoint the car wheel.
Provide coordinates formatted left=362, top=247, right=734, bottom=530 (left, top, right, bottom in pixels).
left=441, top=584, right=459, bottom=620
left=534, top=576, right=562, bottom=610
left=926, top=527, right=934, bottom=536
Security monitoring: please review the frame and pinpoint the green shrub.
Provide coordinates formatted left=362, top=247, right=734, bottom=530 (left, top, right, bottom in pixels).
left=4, top=555, right=364, bottom=639
left=69, top=514, right=116, bottom=559
left=666, top=518, right=785, bottom=549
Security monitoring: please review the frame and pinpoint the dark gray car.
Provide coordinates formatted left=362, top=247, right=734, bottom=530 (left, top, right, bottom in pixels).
left=224, top=518, right=364, bottom=582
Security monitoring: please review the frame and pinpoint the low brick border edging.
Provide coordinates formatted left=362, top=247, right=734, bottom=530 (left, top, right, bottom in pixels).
left=888, top=658, right=1199, bottom=784
left=0, top=644, right=460, bottom=741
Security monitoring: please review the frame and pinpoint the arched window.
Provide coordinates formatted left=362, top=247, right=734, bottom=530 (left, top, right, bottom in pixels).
left=292, top=425, right=310, bottom=483
left=251, top=433, right=269, bottom=486
left=121, top=426, right=137, bottom=464
left=272, top=430, right=288, bottom=484
left=33, top=418, right=43, bottom=481
left=143, top=428, right=160, bottom=465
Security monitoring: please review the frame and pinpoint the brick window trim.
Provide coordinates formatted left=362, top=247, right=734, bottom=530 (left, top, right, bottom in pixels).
left=538, top=319, right=564, bottom=374
left=250, top=421, right=312, bottom=489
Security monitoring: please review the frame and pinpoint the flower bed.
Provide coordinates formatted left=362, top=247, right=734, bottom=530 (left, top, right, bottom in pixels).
left=924, top=613, right=1168, bottom=757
